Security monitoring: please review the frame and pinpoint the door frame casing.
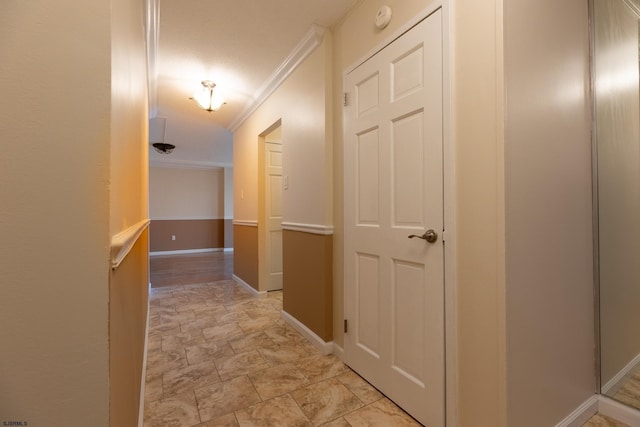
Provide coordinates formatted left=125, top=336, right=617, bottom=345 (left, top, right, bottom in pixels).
left=258, top=120, right=283, bottom=292
left=341, top=1, right=456, bottom=425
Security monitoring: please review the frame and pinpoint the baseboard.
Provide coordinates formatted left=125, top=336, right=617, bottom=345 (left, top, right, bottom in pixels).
left=281, top=310, right=333, bottom=355
left=138, top=282, right=151, bottom=427
left=232, top=274, right=266, bottom=297
left=332, top=343, right=345, bottom=361
left=602, top=352, right=640, bottom=395
left=554, top=394, right=640, bottom=427
left=554, top=395, right=599, bottom=427
left=149, top=248, right=223, bottom=256
left=598, top=395, right=640, bottom=427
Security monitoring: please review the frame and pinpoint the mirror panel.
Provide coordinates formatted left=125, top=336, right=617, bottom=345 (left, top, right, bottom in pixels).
left=593, top=0, right=640, bottom=409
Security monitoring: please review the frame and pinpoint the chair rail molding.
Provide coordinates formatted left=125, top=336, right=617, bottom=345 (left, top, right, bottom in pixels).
left=233, top=219, right=258, bottom=227
left=110, top=219, right=150, bottom=270
left=281, top=222, right=334, bottom=235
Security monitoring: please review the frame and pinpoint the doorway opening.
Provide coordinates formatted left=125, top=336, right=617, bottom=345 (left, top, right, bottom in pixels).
left=259, top=120, right=284, bottom=292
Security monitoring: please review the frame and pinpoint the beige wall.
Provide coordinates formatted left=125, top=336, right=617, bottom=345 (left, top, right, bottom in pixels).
left=0, top=1, right=111, bottom=425
left=451, top=2, right=507, bottom=425
left=110, top=0, right=151, bottom=425
left=150, top=166, right=225, bottom=220
left=333, top=1, right=508, bottom=425
left=233, top=36, right=333, bottom=302
left=332, top=0, right=439, bottom=349
left=150, top=167, right=229, bottom=252
left=224, top=168, right=234, bottom=248
left=233, top=1, right=592, bottom=425
left=594, top=0, right=640, bottom=387
left=504, top=1, right=594, bottom=425
left=233, top=36, right=332, bottom=227
left=335, top=0, right=594, bottom=425
left=0, top=0, right=149, bottom=425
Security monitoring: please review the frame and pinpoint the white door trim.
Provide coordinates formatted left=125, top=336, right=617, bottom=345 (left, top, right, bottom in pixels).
left=341, top=2, right=456, bottom=426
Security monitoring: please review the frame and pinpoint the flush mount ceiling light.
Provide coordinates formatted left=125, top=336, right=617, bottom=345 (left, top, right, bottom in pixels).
left=191, top=80, right=226, bottom=112
left=152, top=143, right=175, bottom=154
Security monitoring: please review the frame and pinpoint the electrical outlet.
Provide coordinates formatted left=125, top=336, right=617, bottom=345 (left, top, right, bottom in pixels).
left=171, top=235, right=176, bottom=241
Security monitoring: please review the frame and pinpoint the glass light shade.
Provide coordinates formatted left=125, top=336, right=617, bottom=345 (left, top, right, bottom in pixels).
left=192, top=81, right=225, bottom=112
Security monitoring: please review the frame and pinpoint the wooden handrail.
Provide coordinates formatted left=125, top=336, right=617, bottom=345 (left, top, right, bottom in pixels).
left=110, top=219, right=150, bottom=270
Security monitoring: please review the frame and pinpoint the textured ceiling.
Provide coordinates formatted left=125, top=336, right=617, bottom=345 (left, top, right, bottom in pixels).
left=150, top=0, right=357, bottom=166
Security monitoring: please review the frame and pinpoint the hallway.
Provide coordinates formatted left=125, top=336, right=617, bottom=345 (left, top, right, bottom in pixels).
left=150, top=252, right=234, bottom=288
left=143, top=263, right=422, bottom=426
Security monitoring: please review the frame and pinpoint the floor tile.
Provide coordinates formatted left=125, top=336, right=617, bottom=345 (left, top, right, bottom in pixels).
left=215, top=350, right=270, bottom=381
left=195, top=376, right=262, bottom=422
left=613, top=375, right=640, bottom=409
left=145, top=255, right=419, bottom=427
left=238, top=316, right=278, bottom=333
left=144, top=391, right=201, bottom=427
left=145, top=372, right=164, bottom=402
left=248, top=363, right=309, bottom=400
left=202, top=322, right=245, bottom=341
left=180, top=317, right=220, bottom=334
left=244, top=307, right=282, bottom=321
left=147, top=349, right=188, bottom=377
left=197, top=413, right=239, bottom=426
left=343, top=398, right=422, bottom=427
left=228, top=331, right=275, bottom=353
left=148, top=335, right=162, bottom=353
left=235, top=395, right=312, bottom=427
left=336, top=370, right=383, bottom=405
left=295, top=354, right=349, bottom=383
left=162, top=361, right=221, bottom=397
left=185, top=340, right=235, bottom=366
left=319, top=418, right=351, bottom=427
left=257, top=341, right=314, bottom=366
left=290, top=378, right=363, bottom=425
left=162, top=331, right=206, bottom=352
left=263, top=325, right=307, bottom=345
left=215, top=311, right=252, bottom=325
left=582, top=413, right=631, bottom=427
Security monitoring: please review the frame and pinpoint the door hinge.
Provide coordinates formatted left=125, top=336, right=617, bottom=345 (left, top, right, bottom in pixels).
left=344, top=319, right=348, bottom=333
left=343, top=92, right=348, bottom=107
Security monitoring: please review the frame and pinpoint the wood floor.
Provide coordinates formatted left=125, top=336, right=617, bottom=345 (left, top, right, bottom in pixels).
left=150, top=251, right=233, bottom=288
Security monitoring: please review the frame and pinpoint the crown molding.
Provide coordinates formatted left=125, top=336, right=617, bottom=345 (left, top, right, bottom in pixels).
left=228, top=24, right=326, bottom=133
left=145, top=0, right=160, bottom=118
left=149, top=158, right=230, bottom=170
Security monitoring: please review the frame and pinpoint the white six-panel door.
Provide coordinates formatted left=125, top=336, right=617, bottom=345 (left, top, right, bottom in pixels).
left=344, top=9, right=444, bottom=426
left=265, top=142, right=283, bottom=291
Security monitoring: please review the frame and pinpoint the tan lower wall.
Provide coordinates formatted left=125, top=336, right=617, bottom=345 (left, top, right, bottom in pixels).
left=109, top=228, right=149, bottom=426
left=283, top=230, right=333, bottom=342
left=150, top=219, right=225, bottom=252
left=233, top=224, right=259, bottom=290
left=224, top=219, right=233, bottom=249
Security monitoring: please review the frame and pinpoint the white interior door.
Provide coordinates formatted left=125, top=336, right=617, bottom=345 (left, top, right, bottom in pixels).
left=344, top=10, right=444, bottom=426
left=265, top=142, right=283, bottom=291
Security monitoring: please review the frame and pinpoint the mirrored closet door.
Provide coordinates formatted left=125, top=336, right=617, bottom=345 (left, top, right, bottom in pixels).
left=593, top=0, right=640, bottom=410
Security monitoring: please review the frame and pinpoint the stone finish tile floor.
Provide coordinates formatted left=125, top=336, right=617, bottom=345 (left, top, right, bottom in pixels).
left=143, top=279, right=422, bottom=427
left=583, top=413, right=631, bottom=427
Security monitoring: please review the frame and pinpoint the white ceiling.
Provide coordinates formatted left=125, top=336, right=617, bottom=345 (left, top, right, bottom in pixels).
left=150, top=0, right=357, bottom=167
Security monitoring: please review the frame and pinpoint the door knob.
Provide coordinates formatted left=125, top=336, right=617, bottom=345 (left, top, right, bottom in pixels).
left=408, top=229, right=438, bottom=243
